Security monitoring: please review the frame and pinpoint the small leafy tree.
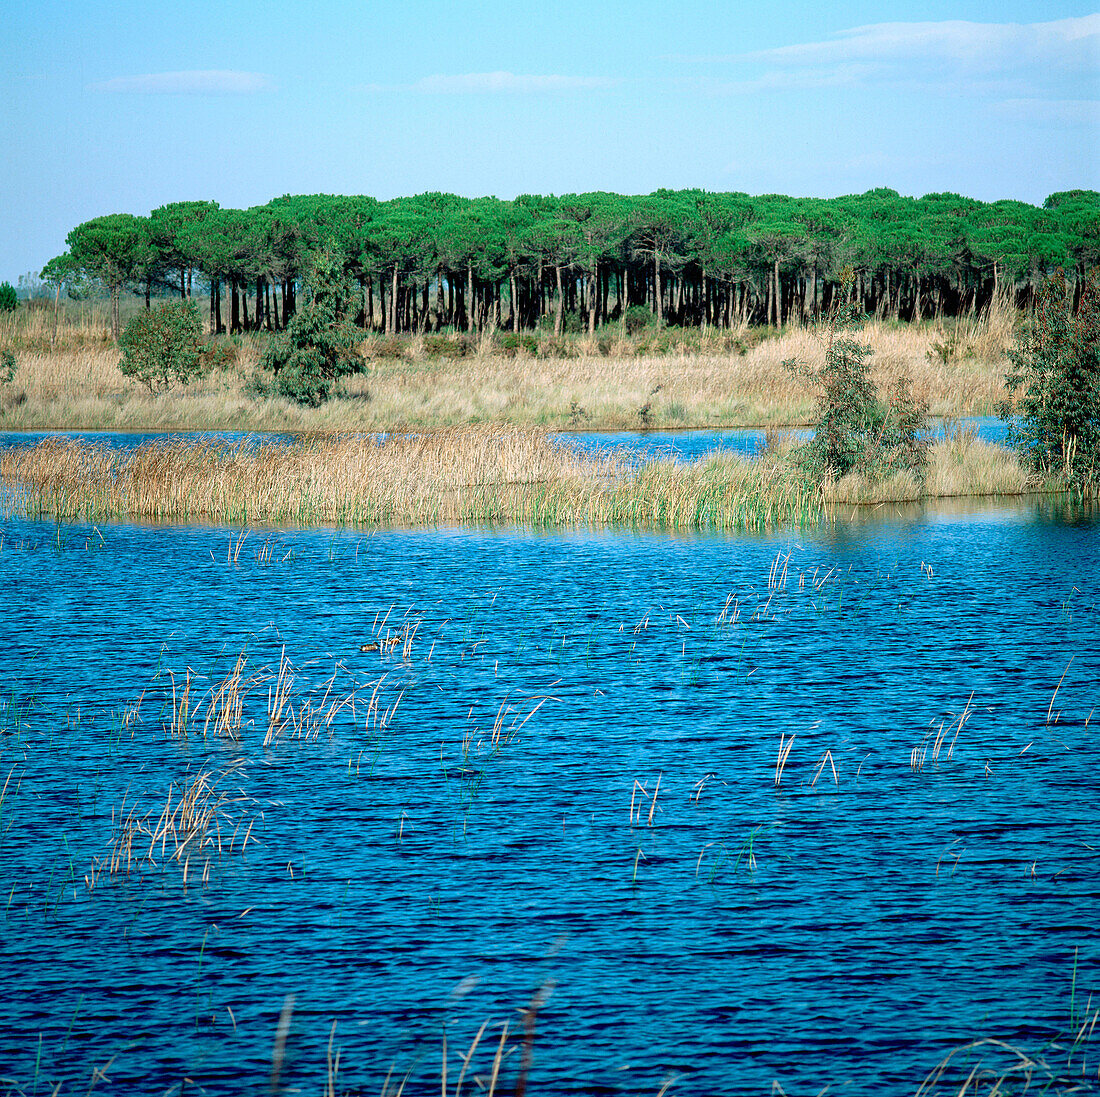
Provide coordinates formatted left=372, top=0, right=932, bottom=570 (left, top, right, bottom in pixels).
left=0, top=282, right=17, bottom=312
left=119, top=300, right=209, bottom=393
left=998, top=270, right=1100, bottom=486
left=789, top=297, right=928, bottom=481
left=259, top=250, right=364, bottom=405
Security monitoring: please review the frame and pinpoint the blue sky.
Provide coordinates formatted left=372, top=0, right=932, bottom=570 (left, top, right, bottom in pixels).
left=2, top=0, right=1097, bottom=284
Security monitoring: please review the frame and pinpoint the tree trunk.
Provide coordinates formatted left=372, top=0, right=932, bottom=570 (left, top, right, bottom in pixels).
left=215, top=279, right=223, bottom=333
left=467, top=263, right=475, bottom=333
left=773, top=258, right=782, bottom=327
left=389, top=264, right=398, bottom=334
left=654, top=254, right=663, bottom=324
left=510, top=268, right=519, bottom=333
left=209, top=281, right=216, bottom=334
left=230, top=278, right=240, bottom=334
left=536, top=259, right=544, bottom=328
left=554, top=265, right=563, bottom=336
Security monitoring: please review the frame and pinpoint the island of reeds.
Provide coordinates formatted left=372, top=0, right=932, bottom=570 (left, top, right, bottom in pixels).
left=0, top=425, right=1044, bottom=531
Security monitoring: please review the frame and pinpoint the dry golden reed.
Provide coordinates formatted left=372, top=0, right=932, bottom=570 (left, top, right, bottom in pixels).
left=0, top=428, right=824, bottom=530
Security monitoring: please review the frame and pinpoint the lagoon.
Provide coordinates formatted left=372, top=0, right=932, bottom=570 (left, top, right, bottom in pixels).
left=0, top=435, right=1096, bottom=1095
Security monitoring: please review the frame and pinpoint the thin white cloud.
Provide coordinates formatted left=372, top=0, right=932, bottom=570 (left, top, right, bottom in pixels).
left=89, top=70, right=275, bottom=94
left=746, top=16, right=1098, bottom=69
left=361, top=71, right=614, bottom=94
left=681, top=17, right=1100, bottom=97
left=992, top=98, right=1100, bottom=126
left=692, top=64, right=875, bottom=94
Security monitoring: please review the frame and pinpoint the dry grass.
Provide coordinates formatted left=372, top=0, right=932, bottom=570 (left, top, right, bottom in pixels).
left=924, top=424, right=1033, bottom=498
left=0, top=425, right=1050, bottom=531
left=822, top=425, right=1037, bottom=506
left=0, top=428, right=823, bottom=529
left=0, top=304, right=1011, bottom=432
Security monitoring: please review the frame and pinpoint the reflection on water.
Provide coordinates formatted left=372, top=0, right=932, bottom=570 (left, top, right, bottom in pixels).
left=0, top=489, right=1097, bottom=1095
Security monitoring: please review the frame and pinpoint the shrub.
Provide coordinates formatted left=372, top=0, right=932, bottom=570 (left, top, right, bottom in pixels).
left=623, top=304, right=654, bottom=335
left=119, top=300, right=209, bottom=393
left=998, top=270, right=1100, bottom=486
left=0, top=349, right=16, bottom=384
left=259, top=251, right=364, bottom=406
left=790, top=300, right=928, bottom=482
left=497, top=333, right=538, bottom=356
left=560, top=310, right=583, bottom=334
left=422, top=334, right=470, bottom=358
left=0, top=282, right=17, bottom=313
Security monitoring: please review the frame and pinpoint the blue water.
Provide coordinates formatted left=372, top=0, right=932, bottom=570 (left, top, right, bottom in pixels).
left=563, top=418, right=1009, bottom=463
left=0, top=428, right=298, bottom=452
left=0, top=430, right=1097, bottom=1096
left=0, top=417, right=1010, bottom=465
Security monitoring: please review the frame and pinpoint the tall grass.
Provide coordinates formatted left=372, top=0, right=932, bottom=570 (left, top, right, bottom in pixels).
left=0, top=304, right=1012, bottom=431
left=0, top=426, right=1049, bottom=530
left=0, top=428, right=824, bottom=530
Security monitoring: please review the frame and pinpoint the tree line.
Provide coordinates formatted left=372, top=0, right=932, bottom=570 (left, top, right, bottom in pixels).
left=43, top=188, right=1100, bottom=338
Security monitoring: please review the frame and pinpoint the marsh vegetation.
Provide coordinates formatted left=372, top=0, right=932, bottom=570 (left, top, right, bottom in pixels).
left=0, top=295, right=1013, bottom=432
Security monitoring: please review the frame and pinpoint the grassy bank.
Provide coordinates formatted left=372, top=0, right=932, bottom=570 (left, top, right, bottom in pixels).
left=0, top=302, right=1012, bottom=432
left=0, top=426, right=1053, bottom=531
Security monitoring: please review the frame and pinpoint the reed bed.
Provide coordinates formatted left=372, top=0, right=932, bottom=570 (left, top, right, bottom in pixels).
left=0, top=424, right=1047, bottom=530
left=0, top=425, right=1049, bottom=530
left=0, top=428, right=824, bottom=530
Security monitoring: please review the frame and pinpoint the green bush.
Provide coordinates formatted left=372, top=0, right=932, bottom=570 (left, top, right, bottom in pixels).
left=560, top=310, right=584, bottom=334
left=497, top=333, right=538, bottom=356
left=0, top=349, right=16, bottom=383
left=119, top=300, right=209, bottom=393
left=0, top=282, right=17, bottom=313
left=790, top=301, right=928, bottom=481
left=623, top=304, right=654, bottom=335
left=999, top=270, right=1100, bottom=486
left=259, top=251, right=364, bottom=406
left=422, top=334, right=470, bottom=358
